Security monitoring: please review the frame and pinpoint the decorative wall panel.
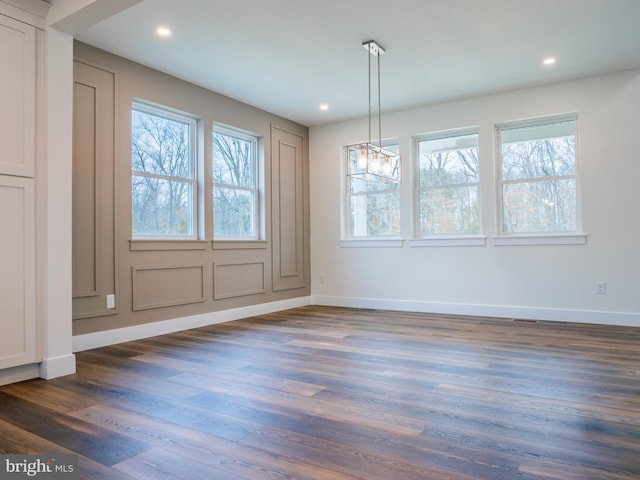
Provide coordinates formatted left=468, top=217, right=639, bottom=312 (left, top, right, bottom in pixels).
left=72, top=60, right=116, bottom=319
left=72, top=81, right=97, bottom=296
left=132, top=265, right=205, bottom=311
left=271, top=126, right=305, bottom=291
left=213, top=261, right=265, bottom=299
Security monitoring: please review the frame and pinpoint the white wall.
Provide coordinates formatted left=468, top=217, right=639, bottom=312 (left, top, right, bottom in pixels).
left=309, top=69, right=640, bottom=326
left=38, top=26, right=76, bottom=379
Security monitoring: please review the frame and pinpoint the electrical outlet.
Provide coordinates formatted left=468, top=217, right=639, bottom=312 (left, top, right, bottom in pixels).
left=319, top=274, right=326, bottom=284
left=106, top=294, right=116, bottom=309
left=595, top=281, right=606, bottom=295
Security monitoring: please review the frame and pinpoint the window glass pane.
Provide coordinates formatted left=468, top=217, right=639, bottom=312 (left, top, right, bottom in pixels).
left=214, top=186, right=255, bottom=237
left=212, top=127, right=259, bottom=239
left=416, top=132, right=480, bottom=236
left=347, top=142, right=400, bottom=237
left=349, top=192, right=400, bottom=237
left=132, top=176, right=192, bottom=235
left=131, top=103, right=195, bottom=238
left=419, top=186, right=480, bottom=235
left=132, top=109, right=191, bottom=178
left=213, top=132, right=254, bottom=187
left=418, top=134, right=479, bottom=187
left=350, top=177, right=398, bottom=194
left=501, top=122, right=575, bottom=181
left=502, top=179, right=576, bottom=233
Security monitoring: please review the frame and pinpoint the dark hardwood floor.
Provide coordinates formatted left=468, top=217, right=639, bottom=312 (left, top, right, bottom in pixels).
left=1, top=306, right=640, bottom=479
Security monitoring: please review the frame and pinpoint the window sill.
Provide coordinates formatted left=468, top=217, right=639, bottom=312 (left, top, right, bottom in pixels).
left=491, top=233, right=587, bottom=246
left=408, top=235, right=487, bottom=247
left=212, top=240, right=268, bottom=250
left=129, top=239, right=209, bottom=251
left=339, top=238, right=404, bottom=248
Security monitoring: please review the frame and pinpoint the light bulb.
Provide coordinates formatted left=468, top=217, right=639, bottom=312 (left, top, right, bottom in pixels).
left=382, top=156, right=392, bottom=175
left=357, top=147, right=368, bottom=168
left=371, top=152, right=380, bottom=172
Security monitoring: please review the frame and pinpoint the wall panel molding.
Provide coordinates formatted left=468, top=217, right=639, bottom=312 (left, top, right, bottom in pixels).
left=132, top=264, right=205, bottom=311
left=213, top=261, right=265, bottom=300
left=271, top=125, right=306, bottom=291
left=72, top=60, right=116, bottom=319
left=129, top=239, right=208, bottom=251
left=72, top=80, right=98, bottom=297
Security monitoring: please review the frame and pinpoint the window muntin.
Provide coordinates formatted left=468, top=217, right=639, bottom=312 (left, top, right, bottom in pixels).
left=346, top=143, right=400, bottom=237
left=131, top=103, right=197, bottom=238
left=416, top=131, right=480, bottom=235
left=498, top=117, right=577, bottom=234
left=212, top=126, right=259, bottom=239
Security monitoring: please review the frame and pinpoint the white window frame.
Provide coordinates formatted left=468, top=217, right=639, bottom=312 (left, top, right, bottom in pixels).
left=412, top=128, right=483, bottom=243
left=342, top=140, right=402, bottom=245
left=131, top=101, right=198, bottom=240
left=493, top=114, right=586, bottom=246
left=212, top=124, right=260, bottom=241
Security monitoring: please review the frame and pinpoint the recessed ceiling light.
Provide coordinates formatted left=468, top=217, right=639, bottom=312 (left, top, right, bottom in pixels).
left=319, top=104, right=329, bottom=111
left=543, top=57, right=557, bottom=66
left=156, top=26, right=172, bottom=38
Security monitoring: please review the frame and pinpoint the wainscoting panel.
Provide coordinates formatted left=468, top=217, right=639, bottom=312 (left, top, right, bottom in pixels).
left=213, top=261, right=265, bottom=300
left=72, top=80, right=97, bottom=297
left=72, top=60, right=116, bottom=319
left=132, top=265, right=205, bottom=311
left=271, top=125, right=306, bottom=291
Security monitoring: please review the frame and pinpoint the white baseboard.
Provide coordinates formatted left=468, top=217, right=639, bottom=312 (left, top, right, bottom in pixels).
left=71, top=293, right=638, bottom=354
left=311, top=295, right=640, bottom=327
left=39, top=354, right=77, bottom=379
left=73, top=296, right=312, bottom=352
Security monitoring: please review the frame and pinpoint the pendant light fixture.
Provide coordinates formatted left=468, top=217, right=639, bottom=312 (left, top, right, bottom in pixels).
left=347, top=40, right=401, bottom=184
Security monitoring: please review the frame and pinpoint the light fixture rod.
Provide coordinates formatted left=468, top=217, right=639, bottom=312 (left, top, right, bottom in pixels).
left=377, top=50, right=382, bottom=148
left=368, top=42, right=371, bottom=145
left=362, top=41, right=386, bottom=148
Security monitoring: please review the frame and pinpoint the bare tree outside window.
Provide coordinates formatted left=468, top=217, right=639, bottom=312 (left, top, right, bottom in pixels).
left=500, top=118, right=577, bottom=233
left=417, top=133, right=480, bottom=235
left=213, top=128, right=258, bottom=238
left=131, top=106, right=195, bottom=237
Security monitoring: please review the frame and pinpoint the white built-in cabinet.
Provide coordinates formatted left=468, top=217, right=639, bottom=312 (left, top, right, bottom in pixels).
left=0, top=10, right=38, bottom=370
left=0, top=176, right=36, bottom=369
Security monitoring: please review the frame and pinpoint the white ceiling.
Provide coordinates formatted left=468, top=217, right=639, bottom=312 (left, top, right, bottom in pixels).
left=74, top=0, right=640, bottom=127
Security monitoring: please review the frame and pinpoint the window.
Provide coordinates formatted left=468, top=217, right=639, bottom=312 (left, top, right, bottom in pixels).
left=498, top=116, right=577, bottom=234
left=212, top=126, right=259, bottom=239
left=416, top=131, right=480, bottom=235
left=346, top=143, right=400, bottom=237
left=131, top=103, right=197, bottom=238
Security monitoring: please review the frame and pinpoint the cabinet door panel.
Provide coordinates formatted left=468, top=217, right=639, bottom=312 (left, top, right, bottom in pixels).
left=0, top=176, right=36, bottom=369
left=0, top=14, right=35, bottom=177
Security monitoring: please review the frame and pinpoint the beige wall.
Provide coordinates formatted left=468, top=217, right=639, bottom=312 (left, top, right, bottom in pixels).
left=72, top=41, right=310, bottom=337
